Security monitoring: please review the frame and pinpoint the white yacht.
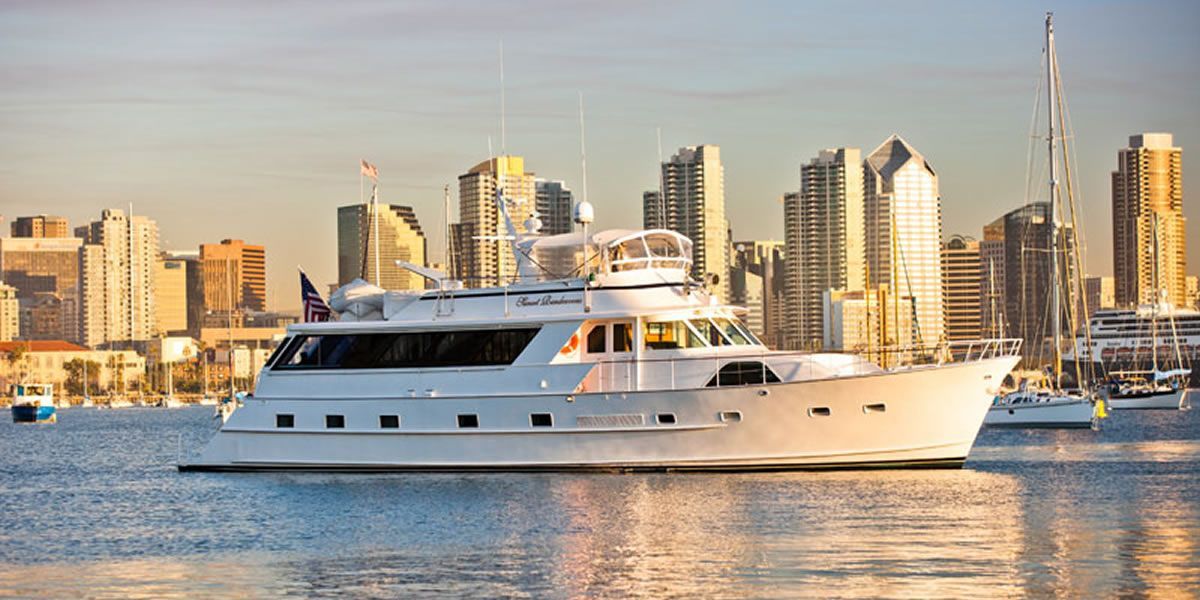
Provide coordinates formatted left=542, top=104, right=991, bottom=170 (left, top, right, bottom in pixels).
left=180, top=227, right=1020, bottom=472
left=984, top=382, right=1099, bottom=429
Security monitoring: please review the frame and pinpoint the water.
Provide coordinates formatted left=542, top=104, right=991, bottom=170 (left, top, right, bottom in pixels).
left=1, top=405, right=1197, bottom=598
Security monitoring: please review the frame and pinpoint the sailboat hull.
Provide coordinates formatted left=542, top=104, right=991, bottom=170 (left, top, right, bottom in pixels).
left=984, top=397, right=1096, bottom=428
left=1107, top=389, right=1188, bottom=410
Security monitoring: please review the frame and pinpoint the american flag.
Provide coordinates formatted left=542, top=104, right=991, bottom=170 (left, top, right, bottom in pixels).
left=360, top=159, right=379, bottom=181
left=300, top=269, right=332, bottom=322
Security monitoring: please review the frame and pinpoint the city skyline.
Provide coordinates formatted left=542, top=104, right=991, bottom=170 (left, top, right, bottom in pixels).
left=2, top=1, right=1198, bottom=310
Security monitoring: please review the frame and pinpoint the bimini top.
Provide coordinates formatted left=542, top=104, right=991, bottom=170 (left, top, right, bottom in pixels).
left=526, top=228, right=693, bottom=280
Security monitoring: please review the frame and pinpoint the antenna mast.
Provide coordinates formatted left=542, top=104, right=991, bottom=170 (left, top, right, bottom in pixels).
left=499, top=41, right=506, bottom=154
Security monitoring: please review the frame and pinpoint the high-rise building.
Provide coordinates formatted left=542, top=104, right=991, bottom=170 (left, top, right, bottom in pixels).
left=77, top=209, right=159, bottom=347
left=535, top=179, right=574, bottom=236
left=0, top=282, right=18, bottom=342
left=730, top=240, right=786, bottom=347
left=979, top=216, right=1007, bottom=338
left=1084, top=276, right=1116, bottom=318
left=1188, top=275, right=1199, bottom=309
left=941, top=235, right=982, bottom=341
left=1112, top=133, right=1187, bottom=308
left=864, top=135, right=944, bottom=344
left=155, top=253, right=189, bottom=335
left=199, top=239, right=267, bottom=313
left=0, top=236, right=83, bottom=343
left=455, top=156, right=536, bottom=288
left=10, top=215, right=69, bottom=238
left=784, top=147, right=864, bottom=350
left=337, top=204, right=426, bottom=290
left=996, top=203, right=1077, bottom=351
left=641, top=145, right=729, bottom=299
left=822, top=288, right=913, bottom=352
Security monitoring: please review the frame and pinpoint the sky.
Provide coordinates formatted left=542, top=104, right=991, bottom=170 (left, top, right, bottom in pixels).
left=2, top=0, right=1198, bottom=311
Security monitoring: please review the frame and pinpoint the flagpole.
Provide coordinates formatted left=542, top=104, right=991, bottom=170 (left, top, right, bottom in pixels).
left=373, top=182, right=381, bottom=288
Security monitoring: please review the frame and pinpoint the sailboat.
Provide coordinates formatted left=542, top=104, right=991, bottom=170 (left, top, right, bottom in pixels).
left=1102, top=218, right=1191, bottom=410
left=985, top=13, right=1100, bottom=429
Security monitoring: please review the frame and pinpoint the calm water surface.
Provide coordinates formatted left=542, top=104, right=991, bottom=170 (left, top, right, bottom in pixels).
left=1, top=403, right=1197, bottom=598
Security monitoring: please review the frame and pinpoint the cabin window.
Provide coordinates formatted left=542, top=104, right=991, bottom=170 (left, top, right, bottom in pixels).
left=656, top=413, right=677, bottom=425
left=706, top=361, right=781, bottom=387
left=276, top=414, right=294, bottom=428
left=273, top=328, right=540, bottom=370
left=530, top=413, right=553, bottom=427
left=644, top=321, right=706, bottom=350
left=326, top=414, right=345, bottom=428
left=457, top=414, right=479, bottom=428
left=612, top=323, right=633, bottom=352
left=712, top=318, right=752, bottom=345
left=690, top=319, right=730, bottom=346
left=263, top=337, right=295, bottom=368
left=379, top=414, right=400, bottom=428
left=586, top=325, right=607, bottom=354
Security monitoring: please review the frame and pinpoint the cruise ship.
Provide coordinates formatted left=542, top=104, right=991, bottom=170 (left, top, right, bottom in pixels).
left=1068, top=306, right=1200, bottom=386
left=180, top=220, right=1020, bottom=472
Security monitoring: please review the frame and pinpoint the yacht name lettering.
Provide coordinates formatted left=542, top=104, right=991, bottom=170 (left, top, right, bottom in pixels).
left=515, top=295, right=582, bottom=307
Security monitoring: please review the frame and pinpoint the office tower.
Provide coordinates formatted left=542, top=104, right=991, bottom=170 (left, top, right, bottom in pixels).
left=997, top=203, right=1077, bottom=350
left=641, top=145, right=729, bottom=299
left=1112, top=133, right=1187, bottom=307
left=784, top=147, right=864, bottom=350
left=1188, top=275, right=1199, bottom=309
left=864, top=135, right=944, bottom=344
left=979, top=216, right=1006, bottom=338
left=642, top=191, right=665, bottom=230
left=0, top=236, right=83, bottom=343
left=730, top=240, right=786, bottom=347
left=0, top=282, right=17, bottom=341
left=10, top=215, right=69, bottom=238
left=822, top=288, right=913, bottom=352
left=77, top=209, right=159, bottom=347
left=199, top=239, right=267, bottom=314
left=455, top=155, right=536, bottom=288
left=337, top=204, right=427, bottom=290
left=155, top=253, right=189, bottom=334
left=941, top=235, right=982, bottom=341
left=535, top=179, right=574, bottom=235
left=1084, top=276, right=1116, bottom=318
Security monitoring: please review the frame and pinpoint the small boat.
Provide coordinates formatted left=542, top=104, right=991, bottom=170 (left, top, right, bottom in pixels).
left=985, top=383, right=1099, bottom=429
left=1103, top=370, right=1192, bottom=410
left=154, top=396, right=186, bottom=408
left=11, top=383, right=57, bottom=423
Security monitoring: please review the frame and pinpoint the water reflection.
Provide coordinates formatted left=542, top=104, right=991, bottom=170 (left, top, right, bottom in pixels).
left=1, top=408, right=1198, bottom=597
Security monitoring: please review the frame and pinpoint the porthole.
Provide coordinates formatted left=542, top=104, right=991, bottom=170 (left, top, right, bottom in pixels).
left=325, top=414, right=345, bottom=428
left=862, top=403, right=886, bottom=414
left=457, top=414, right=479, bottom=428
left=719, top=410, right=742, bottom=423
left=276, top=414, right=294, bottom=428
left=379, top=414, right=400, bottom=428
left=656, top=413, right=677, bottom=425
left=808, top=407, right=831, bottom=417
left=530, top=413, right=553, bottom=427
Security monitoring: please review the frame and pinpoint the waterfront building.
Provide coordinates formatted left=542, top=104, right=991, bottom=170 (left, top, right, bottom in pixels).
left=200, top=239, right=267, bottom=313
left=864, top=135, right=944, bottom=344
left=979, top=216, right=1007, bottom=338
left=454, top=155, right=536, bottom=287
left=0, top=236, right=83, bottom=343
left=996, top=203, right=1077, bottom=351
left=535, top=179, right=574, bottom=236
left=10, top=215, right=70, bottom=239
left=0, top=340, right=144, bottom=390
left=155, top=253, right=189, bottom=335
left=337, top=204, right=426, bottom=290
left=1188, top=275, right=1199, bottom=309
left=1112, top=133, right=1187, bottom=308
left=730, top=240, right=786, bottom=347
left=1084, top=276, right=1116, bottom=318
left=641, top=145, right=729, bottom=300
left=784, top=147, right=864, bottom=350
left=160, top=250, right=204, bottom=337
left=941, top=235, right=982, bottom=341
left=77, top=209, right=159, bottom=348
left=0, top=282, right=17, bottom=341
left=822, top=287, right=913, bottom=352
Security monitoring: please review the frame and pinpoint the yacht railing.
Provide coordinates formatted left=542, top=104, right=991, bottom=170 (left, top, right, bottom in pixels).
left=577, top=338, right=1023, bottom=395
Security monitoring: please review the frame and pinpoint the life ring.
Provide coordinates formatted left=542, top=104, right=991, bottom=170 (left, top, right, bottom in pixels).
left=559, top=332, right=580, bottom=355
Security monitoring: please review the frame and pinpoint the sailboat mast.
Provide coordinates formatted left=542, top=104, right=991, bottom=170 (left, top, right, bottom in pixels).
left=1045, top=12, right=1063, bottom=387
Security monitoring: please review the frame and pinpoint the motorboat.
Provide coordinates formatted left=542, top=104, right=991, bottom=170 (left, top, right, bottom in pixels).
left=11, top=383, right=57, bottom=423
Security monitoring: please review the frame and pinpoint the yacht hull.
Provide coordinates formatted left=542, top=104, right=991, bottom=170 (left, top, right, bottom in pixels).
left=180, top=356, right=1017, bottom=472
